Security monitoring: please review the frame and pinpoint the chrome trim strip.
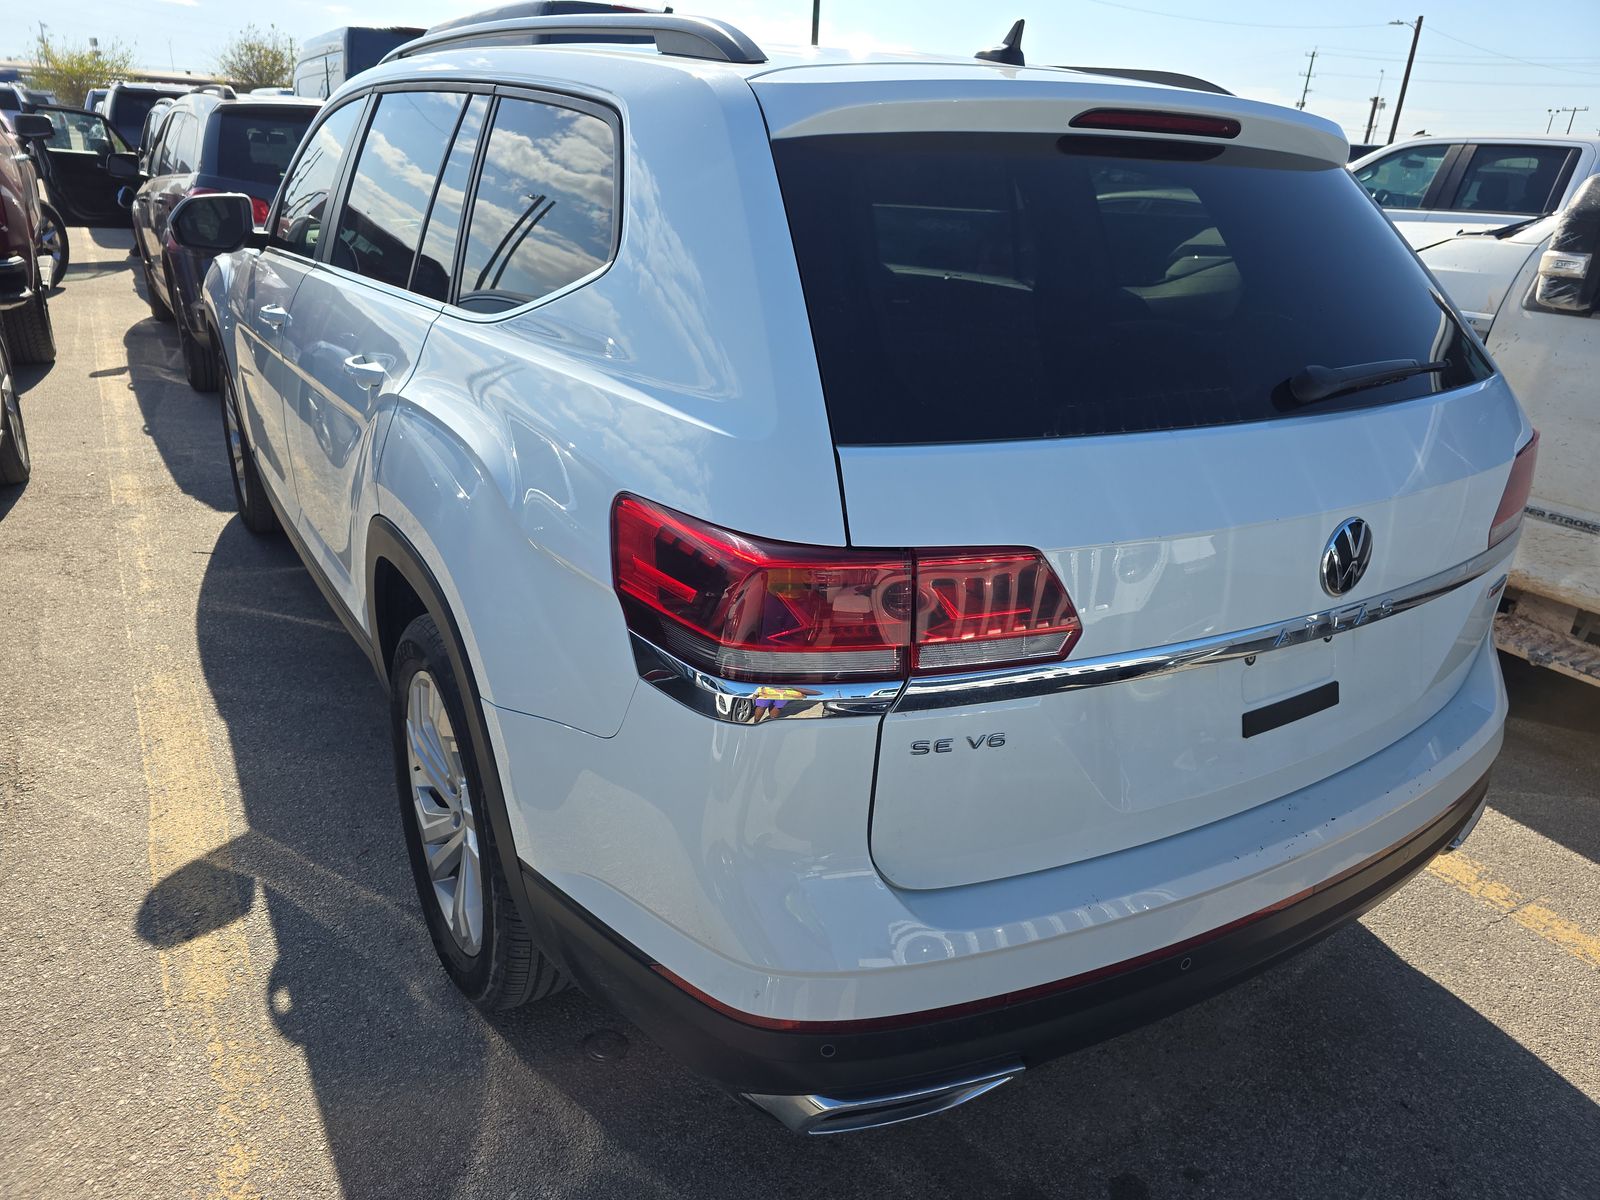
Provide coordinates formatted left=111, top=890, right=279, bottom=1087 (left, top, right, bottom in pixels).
left=742, top=1064, right=1022, bottom=1135
left=631, top=634, right=902, bottom=724
left=893, top=541, right=1514, bottom=714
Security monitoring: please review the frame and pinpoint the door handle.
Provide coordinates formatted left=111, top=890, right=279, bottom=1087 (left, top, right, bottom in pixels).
left=342, top=354, right=388, bottom=390
left=258, top=304, right=288, bottom=330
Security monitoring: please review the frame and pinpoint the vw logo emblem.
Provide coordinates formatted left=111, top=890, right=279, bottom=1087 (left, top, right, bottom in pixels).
left=1321, top=518, right=1373, bottom=597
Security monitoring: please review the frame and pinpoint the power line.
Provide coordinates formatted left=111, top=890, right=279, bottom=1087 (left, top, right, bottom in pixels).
left=1428, top=25, right=1600, bottom=78
left=1080, top=0, right=1387, bottom=31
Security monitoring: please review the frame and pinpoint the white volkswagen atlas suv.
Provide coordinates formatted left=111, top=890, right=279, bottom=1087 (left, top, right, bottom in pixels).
left=169, top=11, right=1537, bottom=1134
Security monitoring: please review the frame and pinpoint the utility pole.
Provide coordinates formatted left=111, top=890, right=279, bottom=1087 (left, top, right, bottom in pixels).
left=1548, top=105, right=1590, bottom=134
left=811, top=0, right=820, bottom=46
left=1363, top=69, right=1387, bottom=142
left=1387, top=15, right=1423, bottom=145
left=1296, top=48, right=1317, bottom=110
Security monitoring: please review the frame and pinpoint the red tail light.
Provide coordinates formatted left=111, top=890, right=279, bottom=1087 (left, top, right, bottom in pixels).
left=1069, top=108, right=1241, bottom=139
left=613, top=496, right=1081, bottom=684
left=1489, top=430, right=1539, bottom=548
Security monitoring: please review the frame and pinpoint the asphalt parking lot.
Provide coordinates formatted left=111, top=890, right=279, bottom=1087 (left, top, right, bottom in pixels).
left=1, top=228, right=1598, bottom=1200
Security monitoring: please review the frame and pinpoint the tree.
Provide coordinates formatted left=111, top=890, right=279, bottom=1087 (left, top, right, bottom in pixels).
left=216, top=25, right=298, bottom=92
left=28, top=35, right=136, bottom=108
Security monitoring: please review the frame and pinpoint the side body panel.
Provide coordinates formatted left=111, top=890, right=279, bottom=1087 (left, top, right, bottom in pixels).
left=280, top=268, right=436, bottom=614
left=372, top=58, right=847, bottom=737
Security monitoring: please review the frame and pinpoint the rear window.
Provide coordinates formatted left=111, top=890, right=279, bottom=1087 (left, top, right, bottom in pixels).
left=772, top=132, right=1491, bottom=445
left=214, top=109, right=315, bottom=189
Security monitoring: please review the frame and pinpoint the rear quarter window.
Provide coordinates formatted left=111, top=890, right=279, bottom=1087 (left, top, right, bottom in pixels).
left=773, top=132, right=1491, bottom=445
left=455, top=96, right=618, bottom=312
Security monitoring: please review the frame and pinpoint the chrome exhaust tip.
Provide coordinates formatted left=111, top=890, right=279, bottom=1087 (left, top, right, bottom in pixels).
left=743, top=1063, right=1022, bottom=1135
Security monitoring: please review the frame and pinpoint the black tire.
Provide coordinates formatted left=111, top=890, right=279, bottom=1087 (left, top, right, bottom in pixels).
left=390, top=612, right=565, bottom=1011
left=0, top=337, right=30, bottom=486
left=144, top=258, right=173, bottom=322
left=219, top=349, right=277, bottom=534
left=1, top=289, right=56, bottom=365
left=37, top=204, right=69, bottom=288
left=181, top=320, right=218, bottom=392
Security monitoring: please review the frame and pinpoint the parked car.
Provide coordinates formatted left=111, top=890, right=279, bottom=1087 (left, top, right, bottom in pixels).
left=84, top=87, right=110, bottom=114
left=135, top=97, right=177, bottom=175
left=1352, top=135, right=1599, bottom=250
left=0, top=114, right=57, bottom=367
left=1418, top=180, right=1600, bottom=684
left=174, top=10, right=1533, bottom=1134
left=114, top=92, right=320, bottom=388
left=101, top=82, right=193, bottom=149
left=26, top=104, right=131, bottom=227
left=293, top=26, right=424, bottom=98
left=5, top=113, right=69, bottom=290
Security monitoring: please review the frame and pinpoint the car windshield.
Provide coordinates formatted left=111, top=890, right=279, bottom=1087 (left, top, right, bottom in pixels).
left=214, top=109, right=316, bottom=189
left=772, top=132, right=1492, bottom=444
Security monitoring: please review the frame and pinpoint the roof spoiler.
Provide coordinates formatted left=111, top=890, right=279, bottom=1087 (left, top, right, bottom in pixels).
left=1057, top=64, right=1232, bottom=96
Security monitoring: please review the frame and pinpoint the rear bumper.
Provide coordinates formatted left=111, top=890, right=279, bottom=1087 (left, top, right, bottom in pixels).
left=502, top=637, right=1505, bottom=1102
left=520, top=762, right=1490, bottom=1100
left=0, top=253, right=33, bottom=311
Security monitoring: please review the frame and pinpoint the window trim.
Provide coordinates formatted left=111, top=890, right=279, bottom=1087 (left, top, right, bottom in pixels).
left=406, top=93, right=490, bottom=299
left=263, top=92, right=374, bottom=266
left=318, top=88, right=473, bottom=299
left=441, top=82, right=625, bottom=324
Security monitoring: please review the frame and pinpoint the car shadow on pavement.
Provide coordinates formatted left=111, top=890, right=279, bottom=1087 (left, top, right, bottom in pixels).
left=1493, top=654, right=1600, bottom=865
left=117, top=303, right=1598, bottom=1197
left=119, top=293, right=233, bottom=513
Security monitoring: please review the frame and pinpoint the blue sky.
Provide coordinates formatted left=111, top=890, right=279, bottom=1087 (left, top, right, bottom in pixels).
left=13, top=0, right=1600, bottom=141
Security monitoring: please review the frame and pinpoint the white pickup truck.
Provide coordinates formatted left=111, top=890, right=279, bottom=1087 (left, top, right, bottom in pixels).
left=1420, top=177, right=1600, bottom=683
left=1353, top=136, right=1600, bottom=251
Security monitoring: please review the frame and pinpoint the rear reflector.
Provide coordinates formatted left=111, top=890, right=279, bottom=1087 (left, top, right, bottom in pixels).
left=1069, top=108, right=1242, bottom=139
left=1488, top=430, right=1539, bottom=548
left=612, top=496, right=1081, bottom=684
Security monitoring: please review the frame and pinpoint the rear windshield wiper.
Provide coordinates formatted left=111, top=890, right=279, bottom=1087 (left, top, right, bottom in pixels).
left=1286, top=359, right=1449, bottom=407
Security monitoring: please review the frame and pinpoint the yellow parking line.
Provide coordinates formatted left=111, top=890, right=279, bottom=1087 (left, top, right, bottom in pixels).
left=1427, top=851, right=1600, bottom=969
left=99, top=311, right=275, bottom=1198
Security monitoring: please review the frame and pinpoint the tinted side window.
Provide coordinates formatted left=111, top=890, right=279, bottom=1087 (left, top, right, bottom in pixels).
left=332, top=91, right=464, bottom=290
left=169, top=115, right=197, bottom=174
left=153, top=114, right=179, bottom=175
left=1353, top=145, right=1451, bottom=210
left=1448, top=145, right=1575, bottom=215
left=458, top=97, right=616, bottom=310
left=272, top=101, right=364, bottom=259
left=411, top=95, right=489, bottom=302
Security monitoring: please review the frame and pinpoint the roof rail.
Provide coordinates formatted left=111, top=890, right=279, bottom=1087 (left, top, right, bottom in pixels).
left=384, top=13, right=767, bottom=65
left=1056, top=65, right=1232, bottom=96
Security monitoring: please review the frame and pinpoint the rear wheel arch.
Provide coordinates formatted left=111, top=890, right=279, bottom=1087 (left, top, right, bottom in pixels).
left=365, top=514, right=550, bottom=948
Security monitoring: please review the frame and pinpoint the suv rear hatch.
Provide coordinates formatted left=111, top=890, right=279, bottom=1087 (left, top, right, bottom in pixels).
left=754, top=70, right=1522, bottom=890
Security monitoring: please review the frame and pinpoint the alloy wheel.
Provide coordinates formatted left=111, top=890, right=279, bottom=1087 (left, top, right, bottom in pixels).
left=37, top=217, right=64, bottom=288
left=405, top=670, right=484, bottom=955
